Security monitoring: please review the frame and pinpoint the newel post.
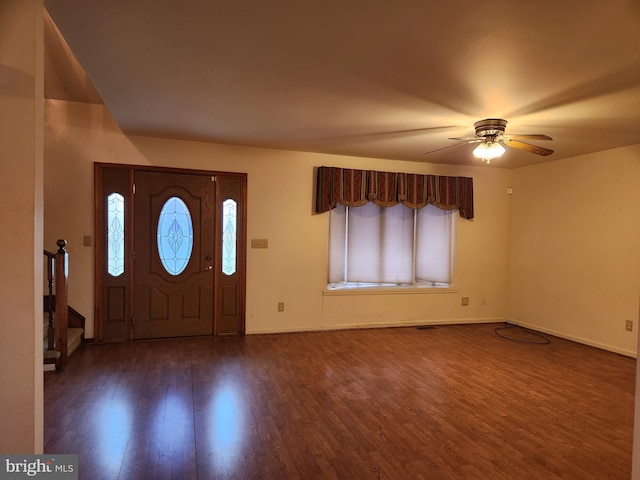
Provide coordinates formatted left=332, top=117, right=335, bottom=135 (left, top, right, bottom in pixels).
left=55, top=239, right=68, bottom=370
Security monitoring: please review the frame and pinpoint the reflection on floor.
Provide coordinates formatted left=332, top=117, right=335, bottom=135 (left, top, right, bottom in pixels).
left=44, top=324, right=635, bottom=479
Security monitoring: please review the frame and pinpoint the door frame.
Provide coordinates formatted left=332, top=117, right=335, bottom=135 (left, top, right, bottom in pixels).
left=94, top=163, right=247, bottom=342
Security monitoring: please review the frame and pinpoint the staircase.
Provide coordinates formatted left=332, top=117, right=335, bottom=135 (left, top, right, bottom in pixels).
left=43, top=306, right=85, bottom=372
left=43, top=240, right=85, bottom=371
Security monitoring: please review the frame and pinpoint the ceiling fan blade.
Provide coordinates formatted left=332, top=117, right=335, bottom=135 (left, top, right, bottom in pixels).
left=506, top=134, right=553, bottom=141
left=504, top=139, right=554, bottom=156
left=447, top=136, right=482, bottom=142
left=311, top=125, right=460, bottom=144
left=421, top=142, right=475, bottom=155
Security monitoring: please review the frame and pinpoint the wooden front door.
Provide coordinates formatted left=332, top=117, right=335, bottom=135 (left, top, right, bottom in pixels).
left=95, top=164, right=246, bottom=342
left=133, top=171, right=214, bottom=339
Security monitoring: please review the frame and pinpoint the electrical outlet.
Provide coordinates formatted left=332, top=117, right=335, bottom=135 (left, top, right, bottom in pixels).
left=461, top=297, right=469, bottom=306
left=626, top=320, right=633, bottom=332
left=278, top=302, right=285, bottom=312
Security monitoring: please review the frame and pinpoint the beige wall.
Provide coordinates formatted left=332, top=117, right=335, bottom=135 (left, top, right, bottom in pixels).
left=0, top=0, right=44, bottom=453
left=44, top=99, right=513, bottom=339
left=507, top=145, right=640, bottom=356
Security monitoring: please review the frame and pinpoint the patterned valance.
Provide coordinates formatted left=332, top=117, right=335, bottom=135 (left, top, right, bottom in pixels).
left=315, top=166, right=474, bottom=219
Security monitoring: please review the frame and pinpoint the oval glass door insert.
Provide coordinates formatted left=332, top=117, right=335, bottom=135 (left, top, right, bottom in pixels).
left=157, top=196, right=193, bottom=275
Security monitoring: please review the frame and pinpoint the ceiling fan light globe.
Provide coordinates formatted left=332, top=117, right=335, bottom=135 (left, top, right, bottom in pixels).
left=472, top=142, right=489, bottom=158
left=473, top=142, right=505, bottom=160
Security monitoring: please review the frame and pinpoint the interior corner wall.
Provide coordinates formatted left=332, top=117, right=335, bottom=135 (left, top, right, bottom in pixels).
left=507, top=144, right=640, bottom=356
left=44, top=99, right=513, bottom=340
left=0, top=0, right=44, bottom=454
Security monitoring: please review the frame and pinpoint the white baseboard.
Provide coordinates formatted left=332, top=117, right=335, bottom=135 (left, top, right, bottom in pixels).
left=505, top=319, right=637, bottom=358
left=248, top=318, right=637, bottom=358
left=247, top=317, right=505, bottom=335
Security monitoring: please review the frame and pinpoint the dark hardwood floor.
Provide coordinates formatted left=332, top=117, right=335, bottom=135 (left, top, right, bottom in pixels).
left=44, top=323, right=635, bottom=479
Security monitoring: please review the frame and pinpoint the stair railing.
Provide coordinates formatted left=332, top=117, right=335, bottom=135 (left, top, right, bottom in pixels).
left=43, top=239, right=68, bottom=370
left=44, top=250, right=55, bottom=352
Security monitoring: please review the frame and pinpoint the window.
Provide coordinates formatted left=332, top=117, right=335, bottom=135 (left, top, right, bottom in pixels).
left=157, top=196, right=194, bottom=276
left=221, top=199, right=237, bottom=275
left=107, top=192, right=125, bottom=277
left=328, top=203, right=453, bottom=288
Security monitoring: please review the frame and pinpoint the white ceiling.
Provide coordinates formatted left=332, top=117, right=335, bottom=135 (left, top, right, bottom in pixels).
left=44, top=0, right=640, bottom=168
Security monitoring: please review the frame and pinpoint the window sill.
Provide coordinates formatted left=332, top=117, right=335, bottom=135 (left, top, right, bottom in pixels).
left=322, top=285, right=459, bottom=296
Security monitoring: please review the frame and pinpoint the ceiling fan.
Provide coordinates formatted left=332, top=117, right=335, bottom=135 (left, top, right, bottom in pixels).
left=424, top=118, right=554, bottom=164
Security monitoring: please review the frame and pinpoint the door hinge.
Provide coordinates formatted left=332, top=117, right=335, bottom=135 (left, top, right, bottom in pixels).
left=211, top=175, right=217, bottom=182
left=132, top=183, right=136, bottom=194
left=132, top=251, right=136, bottom=261
left=131, top=316, right=135, bottom=325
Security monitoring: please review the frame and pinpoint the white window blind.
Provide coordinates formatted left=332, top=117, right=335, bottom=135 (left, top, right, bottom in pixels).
left=329, top=203, right=454, bottom=288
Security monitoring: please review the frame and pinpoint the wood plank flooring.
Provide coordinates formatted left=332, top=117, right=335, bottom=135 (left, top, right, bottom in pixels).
left=44, top=323, right=635, bottom=479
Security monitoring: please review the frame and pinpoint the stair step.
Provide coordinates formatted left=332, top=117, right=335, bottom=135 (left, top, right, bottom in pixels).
left=68, top=328, right=83, bottom=356
left=43, top=328, right=84, bottom=370
left=44, top=349, right=61, bottom=360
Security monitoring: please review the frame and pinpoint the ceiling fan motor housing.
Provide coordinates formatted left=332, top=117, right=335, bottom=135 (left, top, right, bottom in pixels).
left=474, top=118, right=508, bottom=138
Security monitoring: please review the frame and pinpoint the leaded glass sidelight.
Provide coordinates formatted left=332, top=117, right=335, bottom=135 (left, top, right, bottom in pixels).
left=157, top=197, right=193, bottom=276
left=107, top=192, right=125, bottom=276
left=222, top=199, right=237, bottom=275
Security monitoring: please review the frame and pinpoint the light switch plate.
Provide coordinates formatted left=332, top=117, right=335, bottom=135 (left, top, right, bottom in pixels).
left=251, top=238, right=268, bottom=249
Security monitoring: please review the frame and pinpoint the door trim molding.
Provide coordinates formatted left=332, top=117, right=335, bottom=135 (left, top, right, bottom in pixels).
left=94, top=162, right=247, bottom=342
